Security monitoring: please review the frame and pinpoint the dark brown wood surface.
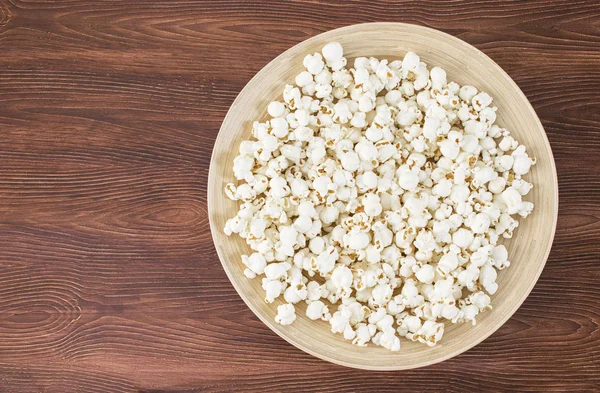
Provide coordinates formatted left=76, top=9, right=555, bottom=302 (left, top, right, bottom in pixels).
left=0, top=0, right=598, bottom=391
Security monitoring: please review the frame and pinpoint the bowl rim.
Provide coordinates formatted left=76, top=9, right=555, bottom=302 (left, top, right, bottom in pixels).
left=208, top=22, right=559, bottom=370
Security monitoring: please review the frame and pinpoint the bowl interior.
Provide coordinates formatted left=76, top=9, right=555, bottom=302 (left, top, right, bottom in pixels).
left=208, top=23, right=558, bottom=370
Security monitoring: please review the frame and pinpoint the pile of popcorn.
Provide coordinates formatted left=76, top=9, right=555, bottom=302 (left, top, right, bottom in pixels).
left=223, top=42, right=535, bottom=351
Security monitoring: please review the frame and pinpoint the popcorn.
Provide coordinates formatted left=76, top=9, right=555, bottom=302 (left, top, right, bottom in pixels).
left=472, top=92, right=493, bottom=111
left=267, top=101, right=285, bottom=118
left=303, top=53, right=325, bottom=75
left=263, top=279, right=286, bottom=303
left=437, top=250, right=459, bottom=275
left=469, top=291, right=492, bottom=311
left=306, top=281, right=327, bottom=301
left=315, top=246, right=338, bottom=275
left=331, top=265, right=353, bottom=291
left=512, top=147, right=534, bottom=175
left=362, top=193, right=383, bottom=217
left=459, top=85, right=477, bottom=101
left=396, top=165, right=419, bottom=191
left=410, top=320, right=444, bottom=346
left=488, top=177, right=506, bottom=194
left=275, top=304, right=296, bottom=325
left=233, top=155, right=254, bottom=181
left=371, top=283, right=393, bottom=305
left=265, top=262, right=291, bottom=280
left=306, top=300, right=331, bottom=320
left=242, top=253, right=267, bottom=275
left=330, top=309, right=351, bottom=333
left=352, top=323, right=375, bottom=346
left=500, top=187, right=523, bottom=214
left=415, top=264, right=435, bottom=284
left=479, top=263, right=499, bottom=294
left=322, top=42, right=345, bottom=70
left=377, top=328, right=401, bottom=351
left=344, top=230, right=370, bottom=250
left=293, top=215, right=312, bottom=233
left=453, top=228, right=474, bottom=249
left=430, top=67, right=447, bottom=90
left=402, top=52, right=420, bottom=77
left=223, top=43, right=535, bottom=351
left=398, top=315, right=422, bottom=336
left=470, top=213, right=491, bottom=234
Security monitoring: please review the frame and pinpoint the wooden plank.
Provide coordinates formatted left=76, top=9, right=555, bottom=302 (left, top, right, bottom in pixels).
left=0, top=0, right=598, bottom=390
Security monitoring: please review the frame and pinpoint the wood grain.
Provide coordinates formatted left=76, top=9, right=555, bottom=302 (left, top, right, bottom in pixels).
left=0, top=0, right=598, bottom=390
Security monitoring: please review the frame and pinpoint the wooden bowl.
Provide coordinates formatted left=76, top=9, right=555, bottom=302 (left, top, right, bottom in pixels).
left=208, top=23, right=558, bottom=370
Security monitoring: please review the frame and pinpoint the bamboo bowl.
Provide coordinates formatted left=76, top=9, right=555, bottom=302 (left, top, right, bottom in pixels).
left=208, top=23, right=558, bottom=370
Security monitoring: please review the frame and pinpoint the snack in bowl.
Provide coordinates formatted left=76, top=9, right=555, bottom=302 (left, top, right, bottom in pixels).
left=222, top=42, right=535, bottom=351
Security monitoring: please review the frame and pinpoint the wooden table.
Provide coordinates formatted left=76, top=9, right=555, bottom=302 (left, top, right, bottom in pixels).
left=0, top=1, right=598, bottom=391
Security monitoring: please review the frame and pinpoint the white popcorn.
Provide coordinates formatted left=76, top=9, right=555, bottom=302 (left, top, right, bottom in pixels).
left=267, top=100, right=285, bottom=118
left=344, top=230, right=370, bottom=250
left=472, top=92, right=493, bottom=111
left=275, top=303, right=296, bottom=325
left=488, top=177, right=506, bottom=194
left=293, top=214, right=313, bottom=234
left=270, top=117, right=289, bottom=139
left=368, top=307, right=386, bottom=325
left=339, top=151, right=360, bottom=172
left=363, top=193, right=383, bottom=217
left=322, top=42, right=345, bottom=70
left=304, top=53, right=325, bottom=75
left=263, top=279, right=286, bottom=303
left=331, top=265, right=353, bottom=290
left=306, top=300, right=330, bottom=320
left=315, top=246, right=339, bottom=275
left=296, top=71, right=313, bottom=87
left=396, top=165, right=419, bottom=191
left=265, top=262, right=291, bottom=280
left=433, top=178, right=452, bottom=197
left=471, top=246, right=491, bottom=267
left=473, top=165, right=498, bottom=187
left=415, top=264, right=435, bottom=284
left=223, top=43, right=535, bottom=352
left=459, top=85, right=478, bottom=101
left=469, top=291, right=491, bottom=311
left=432, top=220, right=451, bottom=243
left=440, top=138, right=460, bottom=160
left=306, top=281, right=327, bottom=301
left=430, top=67, right=446, bottom=90
left=377, top=328, right=401, bottom=351
left=470, top=213, right=491, bottom=234
left=373, top=223, right=393, bottom=250
left=437, top=251, right=458, bottom=275
left=352, top=323, right=374, bottom=346
left=461, top=304, right=480, bottom=325
left=453, top=228, right=474, bottom=249
left=512, top=148, right=534, bottom=175
left=400, top=279, right=424, bottom=308
left=330, top=309, right=351, bottom=334
left=479, top=263, right=499, bottom=294
left=402, top=51, right=420, bottom=77
left=243, top=268, right=257, bottom=279
left=282, top=283, right=307, bottom=306
left=233, top=155, right=254, bottom=181
left=399, top=315, right=422, bottom=336
left=411, top=320, right=444, bottom=346
left=242, top=253, right=267, bottom=275
left=372, top=283, right=393, bottom=305
left=500, top=187, right=523, bottom=215
left=414, top=230, right=438, bottom=253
